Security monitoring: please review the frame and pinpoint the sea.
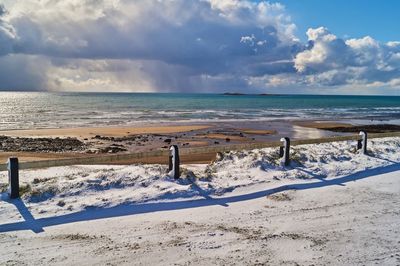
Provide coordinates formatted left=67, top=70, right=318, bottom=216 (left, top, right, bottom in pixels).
left=0, top=92, right=399, bottom=130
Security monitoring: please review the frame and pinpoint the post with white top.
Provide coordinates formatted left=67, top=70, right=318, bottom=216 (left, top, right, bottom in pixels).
left=357, top=131, right=368, bottom=155
left=279, top=137, right=291, bottom=166
left=8, top=157, right=19, bottom=199
left=168, top=145, right=180, bottom=179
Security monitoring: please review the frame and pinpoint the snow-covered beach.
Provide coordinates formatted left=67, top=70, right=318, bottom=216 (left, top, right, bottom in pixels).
left=2, top=0, right=400, bottom=264
left=0, top=137, right=399, bottom=265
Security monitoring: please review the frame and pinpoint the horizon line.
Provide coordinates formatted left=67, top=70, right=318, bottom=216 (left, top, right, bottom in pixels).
left=0, top=90, right=399, bottom=97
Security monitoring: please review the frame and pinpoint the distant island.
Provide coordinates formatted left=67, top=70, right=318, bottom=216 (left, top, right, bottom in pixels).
left=222, top=92, right=280, bottom=96
left=223, top=92, right=246, bottom=96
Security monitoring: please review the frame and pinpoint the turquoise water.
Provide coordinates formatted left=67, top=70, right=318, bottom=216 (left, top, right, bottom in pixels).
left=0, top=92, right=399, bottom=130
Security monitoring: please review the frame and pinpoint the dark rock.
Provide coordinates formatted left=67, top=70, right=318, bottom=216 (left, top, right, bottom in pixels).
left=111, top=143, right=125, bottom=147
left=320, top=124, right=400, bottom=133
left=92, top=135, right=139, bottom=142
left=0, top=135, right=86, bottom=152
left=100, top=146, right=127, bottom=153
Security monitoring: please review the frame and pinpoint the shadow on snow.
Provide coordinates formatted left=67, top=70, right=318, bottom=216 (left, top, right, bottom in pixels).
left=1, top=163, right=399, bottom=234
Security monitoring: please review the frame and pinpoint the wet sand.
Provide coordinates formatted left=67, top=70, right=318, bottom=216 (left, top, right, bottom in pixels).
left=196, top=133, right=250, bottom=141
left=240, top=129, right=277, bottom=135
left=296, top=121, right=400, bottom=133
left=294, top=121, right=353, bottom=129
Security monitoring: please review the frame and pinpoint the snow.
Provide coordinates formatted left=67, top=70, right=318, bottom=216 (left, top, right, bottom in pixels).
left=2, top=137, right=399, bottom=219
left=0, top=137, right=399, bottom=265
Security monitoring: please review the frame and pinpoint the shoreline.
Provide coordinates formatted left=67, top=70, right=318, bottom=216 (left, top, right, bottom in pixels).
left=1, top=120, right=399, bottom=165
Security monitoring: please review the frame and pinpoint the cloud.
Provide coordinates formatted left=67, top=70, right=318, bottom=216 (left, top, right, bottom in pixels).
left=0, top=54, right=48, bottom=91
left=0, top=1, right=398, bottom=93
left=0, top=0, right=302, bottom=92
left=6, top=0, right=298, bottom=62
left=294, top=27, right=400, bottom=88
left=0, top=4, right=16, bottom=56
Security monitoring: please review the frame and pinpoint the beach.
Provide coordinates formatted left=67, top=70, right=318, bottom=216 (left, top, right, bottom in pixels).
left=0, top=121, right=350, bottom=164
left=1, top=92, right=399, bottom=164
left=1, top=120, right=399, bottom=165
left=1, top=92, right=400, bottom=265
left=1, top=0, right=400, bottom=264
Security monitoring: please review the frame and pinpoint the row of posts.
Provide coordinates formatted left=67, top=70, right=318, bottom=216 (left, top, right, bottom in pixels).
left=279, top=131, right=368, bottom=166
left=5, top=131, right=368, bottom=199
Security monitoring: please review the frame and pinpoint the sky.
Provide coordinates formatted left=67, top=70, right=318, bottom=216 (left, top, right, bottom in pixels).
left=0, top=0, right=399, bottom=95
left=278, top=0, right=400, bottom=43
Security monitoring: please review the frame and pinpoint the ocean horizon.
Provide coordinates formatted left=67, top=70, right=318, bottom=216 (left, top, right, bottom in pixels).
left=1, top=91, right=400, bottom=130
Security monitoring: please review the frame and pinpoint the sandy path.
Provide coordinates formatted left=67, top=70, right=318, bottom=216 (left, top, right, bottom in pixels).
left=0, top=151, right=218, bottom=165
left=1, top=170, right=399, bottom=265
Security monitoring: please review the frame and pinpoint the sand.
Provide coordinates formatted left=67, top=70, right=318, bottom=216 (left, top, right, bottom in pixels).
left=240, top=129, right=277, bottom=135
left=295, top=121, right=353, bottom=129
left=196, top=133, right=249, bottom=141
left=2, top=121, right=386, bottom=166
left=0, top=124, right=280, bottom=165
left=0, top=152, right=90, bottom=164
left=0, top=125, right=216, bottom=164
left=0, top=125, right=212, bottom=139
left=0, top=151, right=217, bottom=165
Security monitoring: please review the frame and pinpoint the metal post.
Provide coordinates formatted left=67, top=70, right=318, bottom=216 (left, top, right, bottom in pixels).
left=168, top=145, right=180, bottom=179
left=8, top=157, right=19, bottom=199
left=357, top=131, right=368, bottom=154
left=279, top=137, right=290, bottom=166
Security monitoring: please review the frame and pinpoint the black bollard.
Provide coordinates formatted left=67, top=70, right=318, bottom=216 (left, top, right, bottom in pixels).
left=357, top=131, right=368, bottom=154
left=168, top=145, right=180, bottom=179
left=8, top=157, right=19, bottom=199
left=279, top=137, right=290, bottom=166
left=168, top=149, right=173, bottom=172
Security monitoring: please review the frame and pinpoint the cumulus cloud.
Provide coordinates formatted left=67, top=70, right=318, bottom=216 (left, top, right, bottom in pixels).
left=294, top=27, right=400, bottom=88
left=0, top=0, right=399, bottom=93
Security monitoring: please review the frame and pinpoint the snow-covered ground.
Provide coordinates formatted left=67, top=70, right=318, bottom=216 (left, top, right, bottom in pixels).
left=0, top=137, right=399, bottom=265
